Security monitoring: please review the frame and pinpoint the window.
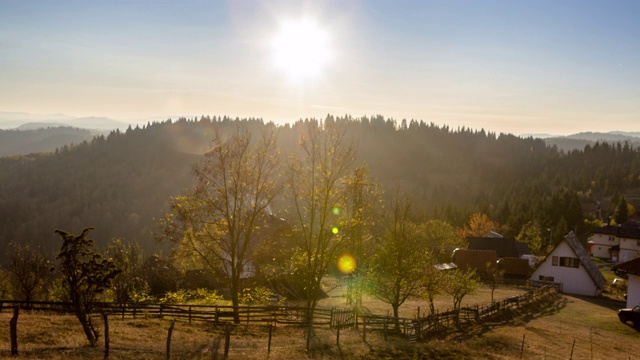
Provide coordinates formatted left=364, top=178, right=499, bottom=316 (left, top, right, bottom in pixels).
left=551, top=255, right=579, bottom=268
left=559, top=257, right=579, bottom=268
left=609, top=236, right=615, bottom=242
left=538, top=275, right=554, bottom=282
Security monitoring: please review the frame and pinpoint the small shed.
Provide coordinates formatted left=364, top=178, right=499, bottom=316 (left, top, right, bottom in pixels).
left=452, top=249, right=497, bottom=275
left=497, top=257, right=532, bottom=279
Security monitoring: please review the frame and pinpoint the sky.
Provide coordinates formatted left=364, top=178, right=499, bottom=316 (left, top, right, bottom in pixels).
left=1, top=0, right=639, bottom=136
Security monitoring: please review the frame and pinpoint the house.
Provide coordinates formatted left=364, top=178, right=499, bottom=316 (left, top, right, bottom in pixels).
left=587, top=221, right=640, bottom=262
left=530, top=232, right=606, bottom=296
left=452, top=248, right=497, bottom=276
left=613, top=257, right=640, bottom=308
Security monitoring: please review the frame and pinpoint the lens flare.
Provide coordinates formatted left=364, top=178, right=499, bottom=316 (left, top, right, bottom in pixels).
left=337, top=254, right=356, bottom=274
left=332, top=207, right=340, bottom=215
left=332, top=227, right=339, bottom=234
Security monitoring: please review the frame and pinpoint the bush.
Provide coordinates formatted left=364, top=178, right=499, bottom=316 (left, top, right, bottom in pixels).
left=160, top=288, right=224, bottom=304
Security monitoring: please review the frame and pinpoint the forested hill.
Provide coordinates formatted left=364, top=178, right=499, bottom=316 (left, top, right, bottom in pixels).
left=0, top=127, right=101, bottom=157
left=1, top=116, right=640, bottom=258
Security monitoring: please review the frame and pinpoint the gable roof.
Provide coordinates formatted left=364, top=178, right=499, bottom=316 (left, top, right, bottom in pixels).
left=466, top=237, right=525, bottom=258
left=613, top=257, right=640, bottom=276
left=562, top=232, right=607, bottom=290
left=590, top=223, right=640, bottom=240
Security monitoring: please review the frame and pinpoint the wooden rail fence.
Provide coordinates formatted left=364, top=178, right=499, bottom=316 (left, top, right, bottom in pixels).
left=0, top=284, right=557, bottom=342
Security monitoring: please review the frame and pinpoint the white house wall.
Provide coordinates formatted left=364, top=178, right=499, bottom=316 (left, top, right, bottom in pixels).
left=619, top=238, right=640, bottom=263
left=627, top=274, right=640, bottom=308
left=531, top=241, right=598, bottom=296
left=588, top=233, right=618, bottom=259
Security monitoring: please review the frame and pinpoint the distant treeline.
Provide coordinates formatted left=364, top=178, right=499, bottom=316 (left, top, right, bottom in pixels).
left=1, top=115, right=639, bottom=258
left=0, top=126, right=101, bottom=157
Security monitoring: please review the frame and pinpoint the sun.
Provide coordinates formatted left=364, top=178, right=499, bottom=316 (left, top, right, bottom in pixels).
left=271, top=18, right=332, bottom=83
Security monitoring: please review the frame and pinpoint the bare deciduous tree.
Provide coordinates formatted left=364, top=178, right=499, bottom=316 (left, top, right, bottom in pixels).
left=286, top=120, right=356, bottom=322
left=163, top=125, right=281, bottom=323
left=8, top=242, right=52, bottom=303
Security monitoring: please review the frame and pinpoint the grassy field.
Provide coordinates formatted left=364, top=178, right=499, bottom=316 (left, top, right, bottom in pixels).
left=0, top=284, right=638, bottom=359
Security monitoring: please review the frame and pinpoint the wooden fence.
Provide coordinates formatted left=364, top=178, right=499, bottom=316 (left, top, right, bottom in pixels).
left=0, top=284, right=557, bottom=343
left=411, top=284, right=558, bottom=340
left=0, top=301, right=333, bottom=326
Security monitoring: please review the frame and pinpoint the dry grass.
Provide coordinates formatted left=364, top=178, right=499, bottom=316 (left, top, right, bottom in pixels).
left=320, top=282, right=528, bottom=319
left=0, top=286, right=638, bottom=359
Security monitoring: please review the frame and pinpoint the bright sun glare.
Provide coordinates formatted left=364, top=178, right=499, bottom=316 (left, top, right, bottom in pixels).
left=271, top=18, right=332, bottom=83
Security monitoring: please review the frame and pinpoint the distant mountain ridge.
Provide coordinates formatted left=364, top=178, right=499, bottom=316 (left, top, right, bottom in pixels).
left=543, top=131, right=640, bottom=152
left=0, top=111, right=129, bottom=130
left=2, top=110, right=639, bottom=156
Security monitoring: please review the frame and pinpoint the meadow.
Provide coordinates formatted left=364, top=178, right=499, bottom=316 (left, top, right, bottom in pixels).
left=0, top=282, right=637, bottom=359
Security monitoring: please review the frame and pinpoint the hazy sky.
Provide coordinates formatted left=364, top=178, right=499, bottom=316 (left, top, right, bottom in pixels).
left=1, top=0, right=639, bottom=135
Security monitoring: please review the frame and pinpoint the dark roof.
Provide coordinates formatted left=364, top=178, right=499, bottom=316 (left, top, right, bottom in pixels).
left=564, top=232, right=607, bottom=290
left=613, top=257, right=640, bottom=276
left=466, top=237, right=529, bottom=258
left=590, top=223, right=640, bottom=240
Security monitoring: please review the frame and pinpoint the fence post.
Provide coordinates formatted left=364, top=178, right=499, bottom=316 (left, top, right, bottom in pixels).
left=383, top=318, right=387, bottom=341
left=519, top=334, right=525, bottom=358
left=103, top=313, right=110, bottom=359
left=166, top=320, right=175, bottom=360
left=10, top=306, right=19, bottom=356
left=224, top=324, right=231, bottom=359
left=330, top=308, right=335, bottom=328
left=189, top=306, right=192, bottom=324
left=362, top=317, right=367, bottom=342
left=268, top=324, right=273, bottom=354
left=160, top=304, right=164, bottom=319
left=336, top=326, right=340, bottom=347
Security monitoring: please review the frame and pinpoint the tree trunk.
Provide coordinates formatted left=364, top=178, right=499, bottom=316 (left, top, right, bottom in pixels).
left=428, top=299, right=435, bottom=315
left=76, top=310, right=98, bottom=346
left=230, top=279, right=241, bottom=324
left=392, top=304, right=400, bottom=331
